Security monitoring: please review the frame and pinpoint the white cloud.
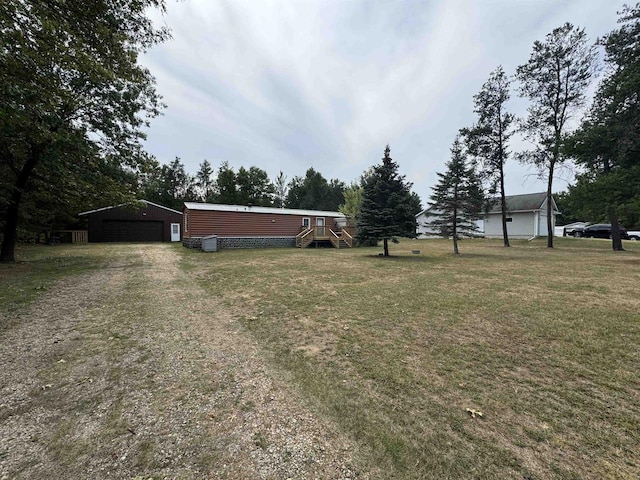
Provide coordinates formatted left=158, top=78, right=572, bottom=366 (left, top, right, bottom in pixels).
left=141, top=0, right=624, bottom=204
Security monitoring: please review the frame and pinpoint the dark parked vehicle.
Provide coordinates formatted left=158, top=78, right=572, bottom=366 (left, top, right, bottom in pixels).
left=582, top=224, right=629, bottom=240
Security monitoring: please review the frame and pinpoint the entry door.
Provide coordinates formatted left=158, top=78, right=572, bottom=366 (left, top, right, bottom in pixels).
left=316, top=217, right=325, bottom=236
left=170, top=223, right=180, bottom=242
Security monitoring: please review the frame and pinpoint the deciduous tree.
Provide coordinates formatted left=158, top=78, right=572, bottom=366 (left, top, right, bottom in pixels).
left=515, top=23, right=597, bottom=248
left=339, top=183, right=363, bottom=224
left=0, top=0, right=169, bottom=262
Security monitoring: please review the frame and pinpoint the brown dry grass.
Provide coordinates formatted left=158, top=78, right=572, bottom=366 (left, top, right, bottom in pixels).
left=182, top=237, right=640, bottom=479
left=2, top=239, right=639, bottom=479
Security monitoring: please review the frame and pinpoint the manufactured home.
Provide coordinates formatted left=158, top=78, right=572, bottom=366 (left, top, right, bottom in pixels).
left=182, top=203, right=353, bottom=249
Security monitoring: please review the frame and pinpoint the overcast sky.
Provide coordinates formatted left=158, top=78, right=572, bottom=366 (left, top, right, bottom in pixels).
left=141, top=0, right=623, bottom=205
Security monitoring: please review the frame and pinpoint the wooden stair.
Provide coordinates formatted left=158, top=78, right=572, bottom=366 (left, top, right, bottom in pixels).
left=296, top=227, right=353, bottom=248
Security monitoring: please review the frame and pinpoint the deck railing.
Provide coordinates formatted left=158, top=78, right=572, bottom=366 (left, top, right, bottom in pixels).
left=297, top=226, right=354, bottom=248
left=329, top=229, right=340, bottom=248
left=341, top=228, right=353, bottom=247
left=296, top=227, right=314, bottom=247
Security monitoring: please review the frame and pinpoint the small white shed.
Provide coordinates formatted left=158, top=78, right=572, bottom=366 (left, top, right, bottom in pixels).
left=483, top=192, right=559, bottom=239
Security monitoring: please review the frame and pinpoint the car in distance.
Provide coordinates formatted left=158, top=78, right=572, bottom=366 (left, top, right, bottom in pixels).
left=582, top=223, right=630, bottom=240
left=628, top=230, right=640, bottom=240
left=563, top=222, right=589, bottom=237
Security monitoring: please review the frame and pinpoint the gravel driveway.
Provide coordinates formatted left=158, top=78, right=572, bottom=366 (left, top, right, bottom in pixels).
left=0, top=244, right=361, bottom=479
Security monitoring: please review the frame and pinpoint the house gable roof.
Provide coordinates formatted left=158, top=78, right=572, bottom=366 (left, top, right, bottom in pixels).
left=487, top=192, right=557, bottom=214
left=184, top=202, right=345, bottom=218
left=78, top=200, right=182, bottom=216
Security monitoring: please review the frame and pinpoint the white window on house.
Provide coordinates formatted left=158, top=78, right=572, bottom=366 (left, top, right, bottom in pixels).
left=184, top=212, right=189, bottom=233
left=302, top=217, right=311, bottom=228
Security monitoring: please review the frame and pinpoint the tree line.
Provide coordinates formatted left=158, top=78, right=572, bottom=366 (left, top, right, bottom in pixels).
left=423, top=5, right=640, bottom=253
left=138, top=157, right=369, bottom=213
left=1, top=2, right=638, bottom=261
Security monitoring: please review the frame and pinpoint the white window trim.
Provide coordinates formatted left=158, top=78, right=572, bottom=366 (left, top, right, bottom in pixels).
left=302, top=217, right=311, bottom=228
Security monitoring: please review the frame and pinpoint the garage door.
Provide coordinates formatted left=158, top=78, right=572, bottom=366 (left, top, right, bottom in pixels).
left=102, top=220, right=163, bottom=242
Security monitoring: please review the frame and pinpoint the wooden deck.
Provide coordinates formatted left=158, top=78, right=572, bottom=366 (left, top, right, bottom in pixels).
left=295, top=226, right=354, bottom=248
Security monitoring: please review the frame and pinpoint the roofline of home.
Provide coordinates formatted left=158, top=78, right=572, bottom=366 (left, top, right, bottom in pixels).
left=184, top=202, right=346, bottom=218
left=78, top=199, right=183, bottom=216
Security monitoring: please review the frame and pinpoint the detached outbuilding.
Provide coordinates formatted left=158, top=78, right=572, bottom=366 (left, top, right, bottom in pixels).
left=484, top=192, right=559, bottom=239
left=182, top=203, right=352, bottom=249
left=79, top=200, right=182, bottom=243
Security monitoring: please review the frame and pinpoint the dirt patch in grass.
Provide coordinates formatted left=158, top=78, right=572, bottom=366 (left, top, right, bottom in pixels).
left=0, top=244, right=361, bottom=479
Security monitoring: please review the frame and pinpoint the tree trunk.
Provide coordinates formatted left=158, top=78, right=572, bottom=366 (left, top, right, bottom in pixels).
left=383, top=238, right=389, bottom=257
left=500, top=170, right=510, bottom=247
left=608, top=206, right=624, bottom=251
left=546, top=163, right=554, bottom=248
left=453, top=207, right=459, bottom=254
left=0, top=149, right=42, bottom=263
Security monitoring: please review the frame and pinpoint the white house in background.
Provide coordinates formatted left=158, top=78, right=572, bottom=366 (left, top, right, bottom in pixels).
left=415, top=207, right=484, bottom=237
left=484, top=192, right=559, bottom=239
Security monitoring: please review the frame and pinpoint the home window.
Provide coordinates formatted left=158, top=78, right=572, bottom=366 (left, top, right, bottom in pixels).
left=302, top=217, right=311, bottom=228
left=184, top=212, right=189, bottom=232
left=506, top=217, right=513, bottom=222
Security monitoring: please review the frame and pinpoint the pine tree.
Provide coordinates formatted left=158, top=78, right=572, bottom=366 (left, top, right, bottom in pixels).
left=216, top=161, right=238, bottom=204
left=426, top=137, right=484, bottom=254
left=566, top=5, right=640, bottom=251
left=274, top=171, right=288, bottom=208
left=515, top=23, right=597, bottom=248
left=195, top=159, right=216, bottom=202
left=462, top=65, right=514, bottom=247
left=357, top=145, right=417, bottom=257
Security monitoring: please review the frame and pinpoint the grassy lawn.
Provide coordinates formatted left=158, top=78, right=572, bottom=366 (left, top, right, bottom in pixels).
left=0, top=244, right=108, bottom=317
left=2, top=239, right=639, bottom=478
left=182, top=237, right=640, bottom=479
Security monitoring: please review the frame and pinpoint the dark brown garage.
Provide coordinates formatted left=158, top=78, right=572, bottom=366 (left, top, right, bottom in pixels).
left=79, top=200, right=183, bottom=243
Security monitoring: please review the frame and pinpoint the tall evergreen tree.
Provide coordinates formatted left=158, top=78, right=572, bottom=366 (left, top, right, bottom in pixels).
left=236, top=166, right=275, bottom=206
left=357, top=145, right=417, bottom=257
left=139, top=157, right=195, bottom=210
left=195, top=159, right=216, bottom=202
left=284, top=168, right=345, bottom=211
left=163, top=157, right=195, bottom=210
left=462, top=65, right=514, bottom=247
left=425, top=137, right=484, bottom=254
left=274, top=171, right=288, bottom=208
left=408, top=191, right=423, bottom=217
left=515, top=23, right=597, bottom=248
left=216, top=161, right=238, bottom=204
